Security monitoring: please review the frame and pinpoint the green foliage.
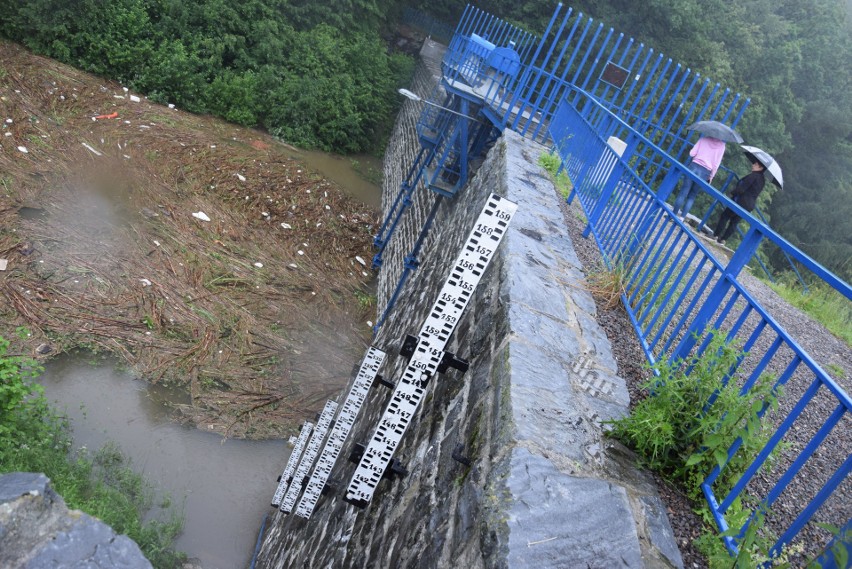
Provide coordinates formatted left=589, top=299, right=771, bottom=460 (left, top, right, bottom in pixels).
left=538, top=151, right=574, bottom=200
left=0, top=0, right=415, bottom=154
left=0, top=336, right=185, bottom=568
left=768, top=278, right=852, bottom=346
left=0, top=336, right=45, bottom=445
left=607, top=333, right=779, bottom=497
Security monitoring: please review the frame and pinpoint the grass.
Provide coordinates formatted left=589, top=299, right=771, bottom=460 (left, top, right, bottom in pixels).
left=768, top=280, right=852, bottom=346
left=538, top=151, right=574, bottom=199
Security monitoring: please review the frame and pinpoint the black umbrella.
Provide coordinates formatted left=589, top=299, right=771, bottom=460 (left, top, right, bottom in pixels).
left=687, top=120, right=744, bottom=144
left=742, top=144, right=784, bottom=189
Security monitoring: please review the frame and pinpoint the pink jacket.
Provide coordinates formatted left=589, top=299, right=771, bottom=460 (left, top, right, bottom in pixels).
left=689, top=137, right=726, bottom=182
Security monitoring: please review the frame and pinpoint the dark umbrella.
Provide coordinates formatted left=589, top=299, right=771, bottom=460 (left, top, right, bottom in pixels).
left=687, top=120, right=744, bottom=144
left=741, top=144, right=784, bottom=189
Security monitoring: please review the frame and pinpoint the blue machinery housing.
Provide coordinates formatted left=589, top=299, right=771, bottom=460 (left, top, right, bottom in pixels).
left=377, top=3, right=851, bottom=562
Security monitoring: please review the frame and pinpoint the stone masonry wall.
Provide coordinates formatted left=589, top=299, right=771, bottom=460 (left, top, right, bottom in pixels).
left=254, top=37, right=684, bottom=568
left=376, top=39, right=445, bottom=309
left=255, top=122, right=683, bottom=567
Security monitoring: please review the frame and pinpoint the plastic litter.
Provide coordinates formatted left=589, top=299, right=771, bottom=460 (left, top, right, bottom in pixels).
left=192, top=211, right=211, bottom=222
left=82, top=143, right=102, bottom=156
left=17, top=146, right=28, bottom=153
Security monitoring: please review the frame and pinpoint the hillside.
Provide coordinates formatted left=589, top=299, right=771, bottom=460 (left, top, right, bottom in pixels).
left=0, top=41, right=378, bottom=439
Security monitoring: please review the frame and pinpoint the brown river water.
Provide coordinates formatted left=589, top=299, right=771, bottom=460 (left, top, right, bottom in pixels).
left=37, top=151, right=382, bottom=568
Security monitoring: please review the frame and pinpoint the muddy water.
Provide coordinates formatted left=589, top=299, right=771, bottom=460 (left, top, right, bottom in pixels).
left=38, top=353, right=287, bottom=569
left=288, top=149, right=383, bottom=208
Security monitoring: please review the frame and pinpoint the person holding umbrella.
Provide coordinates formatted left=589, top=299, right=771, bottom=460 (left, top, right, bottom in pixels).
left=672, top=135, right=726, bottom=220
left=713, top=160, right=766, bottom=245
left=672, top=121, right=744, bottom=221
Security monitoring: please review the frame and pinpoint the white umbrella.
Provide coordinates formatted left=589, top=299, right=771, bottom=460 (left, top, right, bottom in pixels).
left=741, top=145, right=784, bottom=189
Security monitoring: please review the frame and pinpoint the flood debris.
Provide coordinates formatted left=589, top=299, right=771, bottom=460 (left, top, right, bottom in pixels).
left=0, top=40, right=379, bottom=440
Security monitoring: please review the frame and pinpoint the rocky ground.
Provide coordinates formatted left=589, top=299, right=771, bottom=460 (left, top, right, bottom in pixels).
left=558, top=195, right=851, bottom=567
left=0, top=42, right=378, bottom=439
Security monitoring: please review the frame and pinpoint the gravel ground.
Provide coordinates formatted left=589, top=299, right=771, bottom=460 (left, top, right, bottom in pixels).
left=557, top=195, right=852, bottom=568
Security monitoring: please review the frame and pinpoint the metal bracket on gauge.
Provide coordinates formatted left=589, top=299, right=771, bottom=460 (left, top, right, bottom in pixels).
left=437, top=352, right=469, bottom=375
left=399, top=334, right=419, bottom=358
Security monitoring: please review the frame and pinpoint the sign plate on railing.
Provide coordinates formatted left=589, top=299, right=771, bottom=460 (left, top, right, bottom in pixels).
left=295, top=347, right=387, bottom=518
left=270, top=422, right=313, bottom=508
left=280, top=400, right=338, bottom=513
left=346, top=193, right=517, bottom=506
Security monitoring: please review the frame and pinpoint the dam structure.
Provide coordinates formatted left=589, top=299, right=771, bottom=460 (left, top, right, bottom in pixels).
left=255, top=4, right=850, bottom=567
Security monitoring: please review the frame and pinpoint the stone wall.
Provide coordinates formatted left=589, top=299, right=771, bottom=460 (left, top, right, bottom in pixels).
left=254, top=41, right=683, bottom=569
left=375, top=39, right=445, bottom=309
left=0, top=472, right=152, bottom=569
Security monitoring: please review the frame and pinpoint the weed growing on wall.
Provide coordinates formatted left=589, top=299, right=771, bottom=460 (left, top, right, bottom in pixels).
left=607, top=333, right=779, bottom=494
left=606, top=333, right=792, bottom=565
left=538, top=151, right=574, bottom=200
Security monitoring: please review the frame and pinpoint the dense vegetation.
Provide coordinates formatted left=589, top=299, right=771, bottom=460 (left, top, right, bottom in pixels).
left=0, top=335, right=185, bottom=568
left=0, top=0, right=414, bottom=154
left=1, top=0, right=848, bottom=279
left=413, top=0, right=852, bottom=283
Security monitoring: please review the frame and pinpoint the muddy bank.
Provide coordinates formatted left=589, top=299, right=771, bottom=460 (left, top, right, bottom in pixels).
left=0, top=41, right=378, bottom=439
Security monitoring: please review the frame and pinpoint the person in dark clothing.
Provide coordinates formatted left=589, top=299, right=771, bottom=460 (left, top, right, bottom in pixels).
left=714, top=161, right=766, bottom=244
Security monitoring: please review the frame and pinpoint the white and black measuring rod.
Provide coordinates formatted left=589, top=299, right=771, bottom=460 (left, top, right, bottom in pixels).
left=295, top=347, right=387, bottom=519
left=270, top=422, right=314, bottom=508
left=345, top=193, right=517, bottom=507
left=280, top=400, right=339, bottom=513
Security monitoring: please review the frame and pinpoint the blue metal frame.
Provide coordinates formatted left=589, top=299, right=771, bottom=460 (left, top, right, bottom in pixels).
left=549, top=90, right=852, bottom=561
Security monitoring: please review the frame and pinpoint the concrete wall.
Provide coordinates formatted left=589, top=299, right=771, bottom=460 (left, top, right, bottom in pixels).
left=254, top=42, right=683, bottom=569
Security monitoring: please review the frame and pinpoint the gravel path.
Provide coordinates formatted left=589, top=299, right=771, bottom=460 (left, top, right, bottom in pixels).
left=558, top=195, right=851, bottom=568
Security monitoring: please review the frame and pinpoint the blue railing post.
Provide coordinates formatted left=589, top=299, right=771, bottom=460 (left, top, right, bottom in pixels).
left=582, top=134, right=639, bottom=238
left=671, top=225, right=765, bottom=362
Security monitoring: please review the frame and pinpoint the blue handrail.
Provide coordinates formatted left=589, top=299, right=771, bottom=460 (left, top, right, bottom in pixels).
left=549, top=89, right=851, bottom=560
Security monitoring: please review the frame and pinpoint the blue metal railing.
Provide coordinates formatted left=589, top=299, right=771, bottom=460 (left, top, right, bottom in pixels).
left=443, top=3, right=750, bottom=147
left=550, top=91, right=851, bottom=561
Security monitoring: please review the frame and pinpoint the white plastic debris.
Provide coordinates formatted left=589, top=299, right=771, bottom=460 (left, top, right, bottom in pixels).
left=254, top=262, right=263, bottom=268
left=281, top=223, right=292, bottom=229
left=129, top=95, right=141, bottom=102
left=367, top=320, right=374, bottom=327
left=168, top=103, right=175, bottom=109
left=192, top=211, right=211, bottom=222
left=82, top=142, right=102, bottom=156
left=261, top=212, right=270, bottom=218
left=236, top=173, right=246, bottom=182
left=113, top=95, right=125, bottom=99
left=355, top=256, right=367, bottom=267
left=0, top=259, right=8, bottom=271
left=153, top=240, right=160, bottom=247
left=297, top=250, right=305, bottom=256
left=362, top=271, right=369, bottom=277
left=4, top=132, right=11, bottom=137
left=325, top=205, right=331, bottom=210
left=5, top=118, right=12, bottom=124
left=139, top=278, right=152, bottom=287
left=123, top=87, right=129, bottom=92
left=17, top=146, right=28, bottom=153
left=288, top=263, right=298, bottom=269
